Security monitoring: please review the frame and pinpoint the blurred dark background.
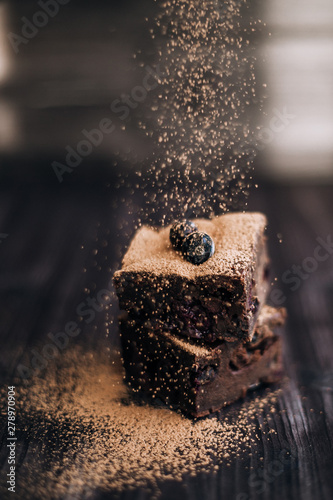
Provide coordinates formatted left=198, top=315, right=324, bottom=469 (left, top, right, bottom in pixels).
left=0, top=0, right=158, bottom=184
left=0, top=0, right=332, bottom=184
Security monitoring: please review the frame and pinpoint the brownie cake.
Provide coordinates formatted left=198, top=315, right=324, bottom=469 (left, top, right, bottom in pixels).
left=114, top=213, right=270, bottom=343
left=120, top=306, right=285, bottom=417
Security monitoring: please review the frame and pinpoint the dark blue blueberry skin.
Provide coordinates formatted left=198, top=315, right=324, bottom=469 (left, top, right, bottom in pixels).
left=170, top=219, right=198, bottom=250
left=181, top=231, right=215, bottom=265
left=195, top=365, right=218, bottom=386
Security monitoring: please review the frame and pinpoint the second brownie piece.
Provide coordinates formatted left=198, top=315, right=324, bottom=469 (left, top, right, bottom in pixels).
left=114, top=212, right=270, bottom=343
left=120, top=306, right=286, bottom=417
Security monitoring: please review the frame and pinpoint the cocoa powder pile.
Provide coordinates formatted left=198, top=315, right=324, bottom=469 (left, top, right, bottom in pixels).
left=10, top=347, right=285, bottom=499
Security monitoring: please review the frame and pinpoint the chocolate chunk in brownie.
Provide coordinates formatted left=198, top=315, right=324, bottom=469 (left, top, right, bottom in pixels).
left=119, top=305, right=286, bottom=417
left=114, top=212, right=269, bottom=343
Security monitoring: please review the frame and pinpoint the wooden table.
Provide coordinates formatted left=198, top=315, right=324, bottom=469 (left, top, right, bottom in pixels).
left=0, top=179, right=333, bottom=499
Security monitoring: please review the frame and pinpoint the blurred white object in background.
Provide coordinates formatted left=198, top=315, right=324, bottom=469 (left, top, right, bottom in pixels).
left=0, top=3, right=10, bottom=83
left=0, top=2, right=20, bottom=152
left=0, top=100, right=18, bottom=151
left=261, top=0, right=333, bottom=180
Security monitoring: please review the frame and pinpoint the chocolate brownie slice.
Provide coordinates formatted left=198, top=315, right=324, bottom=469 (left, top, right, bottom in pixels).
left=120, top=305, right=286, bottom=417
left=114, top=212, right=269, bottom=343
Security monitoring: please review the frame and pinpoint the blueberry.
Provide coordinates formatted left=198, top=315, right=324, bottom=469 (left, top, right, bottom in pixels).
left=182, top=231, right=215, bottom=265
left=193, top=365, right=217, bottom=386
left=250, top=297, right=259, bottom=315
left=170, top=219, right=198, bottom=250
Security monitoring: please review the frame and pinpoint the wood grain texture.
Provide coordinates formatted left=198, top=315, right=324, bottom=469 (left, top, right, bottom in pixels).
left=0, top=181, right=333, bottom=499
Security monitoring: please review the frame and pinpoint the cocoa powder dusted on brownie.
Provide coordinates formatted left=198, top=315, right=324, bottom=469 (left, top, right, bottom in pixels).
left=256, top=305, right=287, bottom=329
left=117, top=212, right=267, bottom=279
